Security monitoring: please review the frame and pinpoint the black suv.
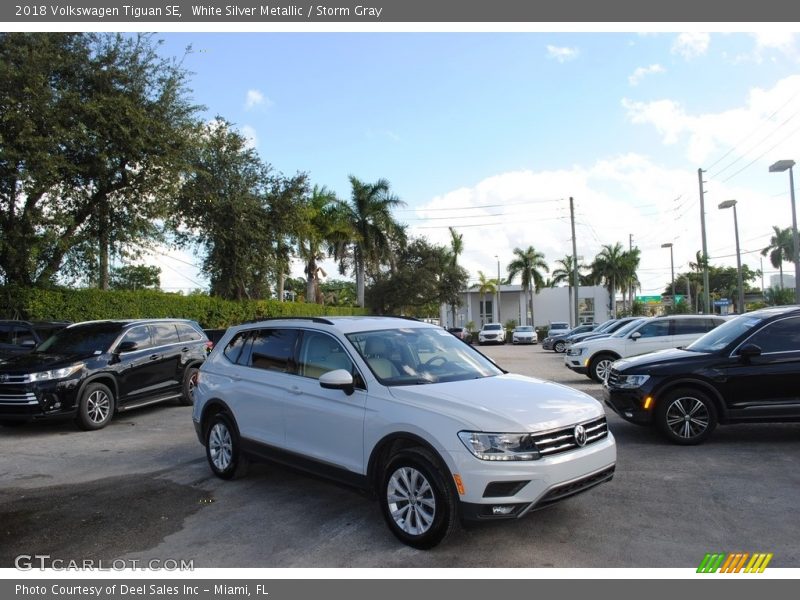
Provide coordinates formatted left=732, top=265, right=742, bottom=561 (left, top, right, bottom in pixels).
left=0, top=319, right=209, bottom=430
left=604, top=306, right=800, bottom=445
left=0, top=320, right=70, bottom=359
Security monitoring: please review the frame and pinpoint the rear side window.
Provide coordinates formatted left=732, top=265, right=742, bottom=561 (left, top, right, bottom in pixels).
left=674, top=319, right=713, bottom=335
left=176, top=323, right=204, bottom=342
left=247, top=329, right=300, bottom=373
left=152, top=322, right=180, bottom=346
left=745, top=317, right=800, bottom=354
left=223, top=332, right=250, bottom=364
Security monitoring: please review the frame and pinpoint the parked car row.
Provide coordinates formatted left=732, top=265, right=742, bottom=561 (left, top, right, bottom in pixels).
left=0, top=319, right=71, bottom=359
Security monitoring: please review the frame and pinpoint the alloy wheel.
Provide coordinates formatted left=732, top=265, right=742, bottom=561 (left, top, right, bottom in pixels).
left=209, top=422, right=233, bottom=471
left=387, top=466, right=436, bottom=535
left=665, top=396, right=710, bottom=440
left=86, top=390, right=111, bottom=424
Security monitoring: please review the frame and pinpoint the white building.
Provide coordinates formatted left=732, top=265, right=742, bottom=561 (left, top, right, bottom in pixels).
left=440, top=284, right=611, bottom=329
left=769, top=273, right=796, bottom=289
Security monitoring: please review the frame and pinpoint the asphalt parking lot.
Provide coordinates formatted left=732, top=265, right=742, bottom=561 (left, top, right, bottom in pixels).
left=1, top=343, right=799, bottom=568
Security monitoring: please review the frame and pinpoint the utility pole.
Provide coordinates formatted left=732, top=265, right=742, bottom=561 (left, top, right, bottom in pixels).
left=698, top=168, right=711, bottom=314
left=570, top=197, right=579, bottom=328
left=629, top=233, right=634, bottom=313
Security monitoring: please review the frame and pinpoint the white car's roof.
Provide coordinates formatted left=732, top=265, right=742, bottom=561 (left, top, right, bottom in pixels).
left=236, top=316, right=437, bottom=335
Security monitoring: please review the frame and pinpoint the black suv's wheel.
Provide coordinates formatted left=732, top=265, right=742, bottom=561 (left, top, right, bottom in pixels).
left=75, top=382, right=115, bottom=430
left=656, top=388, right=718, bottom=445
left=205, top=413, right=248, bottom=480
left=554, top=340, right=566, bottom=353
left=379, top=447, right=457, bottom=549
left=589, top=354, right=616, bottom=383
left=179, top=367, right=199, bottom=406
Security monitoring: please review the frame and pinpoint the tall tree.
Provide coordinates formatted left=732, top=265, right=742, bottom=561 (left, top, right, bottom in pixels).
left=506, top=246, right=549, bottom=327
left=448, top=227, right=464, bottom=326
left=619, top=247, right=641, bottom=313
left=0, top=33, right=199, bottom=288
left=591, top=243, right=627, bottom=318
left=761, top=226, right=794, bottom=289
left=334, top=176, right=406, bottom=307
left=476, top=270, right=498, bottom=326
left=552, top=255, right=589, bottom=325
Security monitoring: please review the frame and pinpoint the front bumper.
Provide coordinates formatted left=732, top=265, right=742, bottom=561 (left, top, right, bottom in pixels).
left=0, top=379, right=81, bottom=422
left=602, top=385, right=654, bottom=425
left=512, top=336, right=536, bottom=344
left=451, top=432, right=616, bottom=521
left=564, top=354, right=589, bottom=375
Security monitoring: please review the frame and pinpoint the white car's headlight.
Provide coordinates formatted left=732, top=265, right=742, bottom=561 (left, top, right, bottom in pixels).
left=458, top=431, right=540, bottom=461
left=29, top=363, right=84, bottom=382
left=566, top=347, right=585, bottom=356
left=613, top=374, right=650, bottom=389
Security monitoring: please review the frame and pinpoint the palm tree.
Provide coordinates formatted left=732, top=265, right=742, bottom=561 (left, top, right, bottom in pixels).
left=506, top=246, right=549, bottom=327
left=448, top=227, right=464, bottom=327
left=619, top=247, right=641, bottom=313
left=477, top=270, right=497, bottom=326
left=761, top=226, right=794, bottom=289
left=334, top=176, right=406, bottom=307
left=552, top=255, right=589, bottom=324
left=297, top=185, right=351, bottom=304
left=689, top=251, right=709, bottom=312
left=591, top=243, right=626, bottom=318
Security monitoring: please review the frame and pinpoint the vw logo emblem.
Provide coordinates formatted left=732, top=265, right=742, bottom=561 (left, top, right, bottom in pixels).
left=574, top=424, right=587, bottom=447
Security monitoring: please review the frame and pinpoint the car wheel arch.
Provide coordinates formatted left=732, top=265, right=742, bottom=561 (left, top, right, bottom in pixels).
left=76, top=375, right=119, bottom=410
left=200, top=399, right=239, bottom=441
left=367, top=432, right=453, bottom=495
left=653, top=379, right=727, bottom=420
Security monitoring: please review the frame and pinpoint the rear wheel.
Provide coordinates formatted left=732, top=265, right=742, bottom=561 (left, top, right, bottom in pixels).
left=554, top=340, right=566, bottom=353
left=205, top=413, right=248, bottom=479
left=179, top=367, right=199, bottom=406
left=75, top=383, right=115, bottom=430
left=656, top=388, right=717, bottom=445
left=379, top=447, right=458, bottom=549
left=589, top=354, right=616, bottom=383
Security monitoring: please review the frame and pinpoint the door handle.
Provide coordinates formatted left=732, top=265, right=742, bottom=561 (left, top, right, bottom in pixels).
left=149, top=354, right=160, bottom=361
left=289, top=385, right=303, bottom=395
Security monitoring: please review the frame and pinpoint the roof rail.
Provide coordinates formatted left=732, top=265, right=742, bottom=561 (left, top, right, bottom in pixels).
left=242, top=316, right=335, bottom=326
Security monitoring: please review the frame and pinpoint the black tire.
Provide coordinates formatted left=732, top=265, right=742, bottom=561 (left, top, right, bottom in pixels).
left=656, top=388, right=718, bottom=445
left=75, top=382, right=115, bottom=430
left=179, top=367, right=199, bottom=406
left=588, top=354, right=616, bottom=383
left=554, top=340, right=566, bottom=353
left=379, top=447, right=458, bottom=549
left=205, top=413, right=248, bottom=480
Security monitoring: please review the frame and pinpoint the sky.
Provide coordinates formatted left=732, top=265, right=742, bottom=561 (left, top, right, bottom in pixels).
left=131, top=30, right=800, bottom=296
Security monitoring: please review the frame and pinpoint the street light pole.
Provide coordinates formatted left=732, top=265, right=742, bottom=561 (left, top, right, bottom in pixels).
left=661, top=243, right=675, bottom=308
left=495, top=255, right=501, bottom=325
left=769, top=160, right=800, bottom=304
left=719, top=200, right=745, bottom=314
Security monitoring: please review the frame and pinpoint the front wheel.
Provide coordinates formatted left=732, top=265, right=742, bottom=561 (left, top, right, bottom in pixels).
left=656, top=388, right=718, bottom=445
left=589, top=354, right=616, bottom=383
left=75, top=382, right=115, bottom=430
left=205, top=413, right=248, bottom=479
left=379, top=447, right=458, bottom=549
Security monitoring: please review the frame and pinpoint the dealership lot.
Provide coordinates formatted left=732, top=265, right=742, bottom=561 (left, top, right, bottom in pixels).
left=1, top=343, right=798, bottom=568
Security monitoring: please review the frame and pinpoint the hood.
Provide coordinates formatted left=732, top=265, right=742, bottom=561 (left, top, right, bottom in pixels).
left=570, top=332, right=611, bottom=343
left=0, top=352, right=88, bottom=373
left=387, top=373, right=604, bottom=433
left=613, top=347, right=708, bottom=372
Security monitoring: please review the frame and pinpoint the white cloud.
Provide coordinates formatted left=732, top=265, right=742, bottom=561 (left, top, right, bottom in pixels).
left=546, top=45, right=579, bottom=63
left=628, top=64, right=665, bottom=86
left=623, top=74, right=800, bottom=165
left=671, top=32, right=710, bottom=60
left=244, top=89, right=273, bottom=110
left=240, top=125, right=258, bottom=149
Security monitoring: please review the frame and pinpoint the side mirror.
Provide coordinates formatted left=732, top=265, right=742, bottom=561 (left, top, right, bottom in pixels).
left=117, top=341, right=139, bottom=353
left=738, top=343, right=762, bottom=360
left=319, top=369, right=355, bottom=395
left=630, top=331, right=642, bottom=341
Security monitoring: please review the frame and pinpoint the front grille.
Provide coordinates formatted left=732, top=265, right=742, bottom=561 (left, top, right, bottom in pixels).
left=606, top=369, right=622, bottom=387
left=534, top=465, right=615, bottom=510
left=0, top=391, right=38, bottom=405
left=532, top=416, right=608, bottom=457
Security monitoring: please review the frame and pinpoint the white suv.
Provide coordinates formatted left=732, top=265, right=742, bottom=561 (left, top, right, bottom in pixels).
left=193, top=317, right=616, bottom=549
left=478, top=322, right=506, bottom=344
left=564, top=315, right=727, bottom=382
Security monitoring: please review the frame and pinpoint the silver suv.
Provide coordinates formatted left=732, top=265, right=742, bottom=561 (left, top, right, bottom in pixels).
left=193, top=317, right=616, bottom=548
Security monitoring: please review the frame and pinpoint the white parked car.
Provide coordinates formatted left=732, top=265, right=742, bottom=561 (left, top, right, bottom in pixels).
left=193, top=317, right=616, bottom=549
left=546, top=321, right=571, bottom=338
left=478, top=322, right=506, bottom=345
left=564, top=315, right=727, bottom=382
left=511, top=325, right=538, bottom=344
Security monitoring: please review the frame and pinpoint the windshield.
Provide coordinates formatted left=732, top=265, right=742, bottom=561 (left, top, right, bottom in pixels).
left=35, top=323, right=122, bottom=355
left=484, top=324, right=502, bottom=330
left=686, top=315, right=765, bottom=353
left=610, top=318, right=647, bottom=338
left=594, top=319, right=616, bottom=332
left=346, top=327, right=503, bottom=386
left=515, top=326, right=533, bottom=332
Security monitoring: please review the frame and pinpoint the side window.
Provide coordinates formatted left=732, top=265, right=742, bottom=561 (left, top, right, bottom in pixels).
left=299, top=332, right=354, bottom=380
left=247, top=329, right=299, bottom=373
left=223, top=332, right=250, bottom=364
left=13, top=326, right=36, bottom=346
left=176, top=323, right=203, bottom=342
left=745, top=317, right=800, bottom=354
left=674, top=319, right=711, bottom=335
left=635, top=320, right=671, bottom=338
left=0, top=324, right=13, bottom=344
left=119, top=326, right=152, bottom=350
left=152, top=322, right=180, bottom=346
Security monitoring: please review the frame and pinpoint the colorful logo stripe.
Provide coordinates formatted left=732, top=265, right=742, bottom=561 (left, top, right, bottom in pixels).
left=697, top=553, right=773, bottom=573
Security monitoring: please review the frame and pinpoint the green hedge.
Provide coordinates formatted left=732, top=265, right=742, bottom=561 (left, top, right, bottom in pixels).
left=0, top=287, right=366, bottom=328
